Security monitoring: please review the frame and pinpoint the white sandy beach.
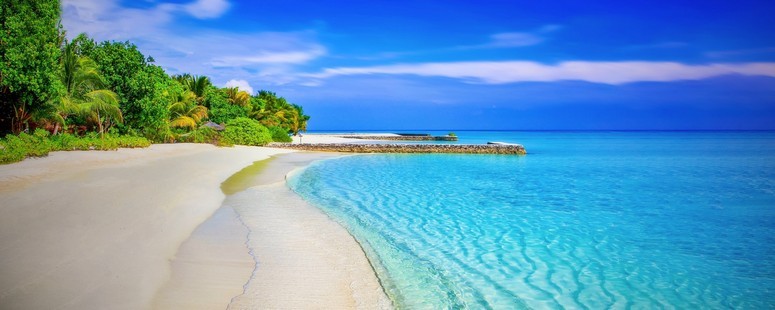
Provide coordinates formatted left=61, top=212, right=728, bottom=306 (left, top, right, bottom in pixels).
left=0, top=142, right=390, bottom=309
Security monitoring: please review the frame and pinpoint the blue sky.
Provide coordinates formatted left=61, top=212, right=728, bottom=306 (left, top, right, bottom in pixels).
left=62, top=0, right=775, bottom=130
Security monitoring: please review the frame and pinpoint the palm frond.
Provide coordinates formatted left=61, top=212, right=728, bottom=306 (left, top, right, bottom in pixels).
left=169, top=116, right=197, bottom=129
left=187, top=105, right=208, bottom=123
left=84, top=89, right=123, bottom=123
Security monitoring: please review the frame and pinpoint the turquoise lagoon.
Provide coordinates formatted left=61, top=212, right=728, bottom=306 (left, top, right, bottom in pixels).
left=288, top=131, right=775, bottom=309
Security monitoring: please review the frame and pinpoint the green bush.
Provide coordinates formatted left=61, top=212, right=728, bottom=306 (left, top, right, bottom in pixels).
left=18, top=129, right=53, bottom=157
left=222, top=117, right=272, bottom=146
left=0, top=132, right=151, bottom=165
left=179, top=126, right=221, bottom=144
left=0, top=135, right=28, bottom=164
left=50, top=133, right=80, bottom=150
left=268, top=126, right=292, bottom=142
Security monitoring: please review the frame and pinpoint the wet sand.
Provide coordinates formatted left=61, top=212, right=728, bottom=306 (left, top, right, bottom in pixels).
left=154, top=152, right=392, bottom=309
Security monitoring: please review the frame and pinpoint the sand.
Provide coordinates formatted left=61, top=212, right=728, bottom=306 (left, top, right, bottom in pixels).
left=0, top=144, right=390, bottom=309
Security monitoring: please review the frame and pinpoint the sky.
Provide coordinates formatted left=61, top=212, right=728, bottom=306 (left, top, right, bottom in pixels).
left=61, top=0, right=775, bottom=130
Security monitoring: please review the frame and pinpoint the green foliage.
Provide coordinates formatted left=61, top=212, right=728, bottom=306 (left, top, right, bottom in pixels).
left=19, top=129, right=54, bottom=156
left=173, top=74, right=211, bottom=105
left=448, top=132, right=457, bottom=137
left=60, top=40, right=123, bottom=134
left=252, top=91, right=309, bottom=135
left=0, top=132, right=151, bottom=164
left=268, top=126, right=292, bottom=142
left=130, top=65, right=172, bottom=142
left=208, top=87, right=249, bottom=124
left=167, top=82, right=208, bottom=130
left=222, top=117, right=272, bottom=146
left=178, top=126, right=221, bottom=144
left=0, top=0, right=64, bottom=134
left=0, top=17, right=310, bottom=141
left=81, top=38, right=170, bottom=140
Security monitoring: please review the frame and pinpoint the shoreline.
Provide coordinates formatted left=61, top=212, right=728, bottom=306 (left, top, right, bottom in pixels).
left=0, top=144, right=391, bottom=309
left=155, top=152, right=391, bottom=309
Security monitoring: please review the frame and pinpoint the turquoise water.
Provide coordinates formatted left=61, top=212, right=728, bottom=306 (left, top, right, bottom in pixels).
left=288, top=131, right=775, bottom=309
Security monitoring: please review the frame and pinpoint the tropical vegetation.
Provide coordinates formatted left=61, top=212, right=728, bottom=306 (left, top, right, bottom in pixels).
left=0, top=0, right=308, bottom=164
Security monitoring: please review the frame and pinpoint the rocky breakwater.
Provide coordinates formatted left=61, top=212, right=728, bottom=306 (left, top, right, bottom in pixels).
left=335, top=135, right=459, bottom=141
left=269, top=143, right=527, bottom=155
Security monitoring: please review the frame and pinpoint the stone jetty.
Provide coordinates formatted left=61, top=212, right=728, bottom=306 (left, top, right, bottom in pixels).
left=335, top=135, right=458, bottom=141
left=269, top=143, right=527, bottom=155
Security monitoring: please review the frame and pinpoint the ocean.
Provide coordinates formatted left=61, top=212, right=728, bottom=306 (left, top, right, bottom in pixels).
left=288, top=131, right=775, bottom=308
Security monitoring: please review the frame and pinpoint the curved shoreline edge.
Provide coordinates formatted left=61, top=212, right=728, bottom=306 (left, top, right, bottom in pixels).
left=155, top=152, right=392, bottom=309
left=222, top=152, right=392, bottom=309
left=284, top=156, right=396, bottom=306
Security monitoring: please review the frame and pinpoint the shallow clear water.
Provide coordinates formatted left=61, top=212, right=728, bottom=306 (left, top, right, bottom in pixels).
left=288, top=131, right=775, bottom=309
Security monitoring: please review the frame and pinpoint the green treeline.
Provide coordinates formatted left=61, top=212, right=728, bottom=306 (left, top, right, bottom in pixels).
left=0, top=0, right=307, bottom=163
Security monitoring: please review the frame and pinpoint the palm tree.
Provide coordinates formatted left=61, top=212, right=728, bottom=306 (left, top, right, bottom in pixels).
left=289, top=104, right=309, bottom=135
left=59, top=41, right=123, bottom=137
left=168, top=89, right=208, bottom=130
left=173, top=74, right=211, bottom=105
left=225, top=87, right=251, bottom=107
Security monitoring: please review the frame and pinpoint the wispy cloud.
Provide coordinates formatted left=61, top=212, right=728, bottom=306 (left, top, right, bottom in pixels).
left=362, top=25, right=560, bottom=60
left=459, top=25, right=561, bottom=50
left=210, top=46, right=326, bottom=66
left=622, top=41, right=689, bottom=51
left=305, top=61, right=775, bottom=85
left=61, top=0, right=325, bottom=87
left=705, top=47, right=775, bottom=59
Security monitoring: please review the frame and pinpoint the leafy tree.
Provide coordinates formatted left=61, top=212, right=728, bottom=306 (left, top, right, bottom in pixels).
left=78, top=37, right=169, bottom=139
left=59, top=40, right=123, bottom=136
left=173, top=74, right=211, bottom=105
left=127, top=65, right=172, bottom=141
left=288, top=104, right=310, bottom=135
left=208, top=87, right=248, bottom=124
left=250, top=90, right=309, bottom=135
left=167, top=84, right=208, bottom=130
left=225, top=87, right=251, bottom=107
left=0, top=0, right=63, bottom=134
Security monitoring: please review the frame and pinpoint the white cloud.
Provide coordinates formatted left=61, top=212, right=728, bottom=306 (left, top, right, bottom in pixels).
left=211, top=46, right=326, bottom=66
left=61, top=0, right=176, bottom=41
left=61, top=0, right=325, bottom=88
left=184, top=0, right=230, bottom=19
left=224, top=79, right=254, bottom=94
left=306, top=61, right=775, bottom=85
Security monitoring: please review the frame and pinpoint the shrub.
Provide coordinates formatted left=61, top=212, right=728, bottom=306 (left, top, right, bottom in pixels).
left=222, top=117, right=271, bottom=146
left=179, top=126, right=221, bottom=144
left=268, top=126, right=292, bottom=142
left=0, top=132, right=151, bottom=165
left=50, top=133, right=80, bottom=150
left=19, top=129, right=53, bottom=157
left=448, top=132, right=457, bottom=137
left=0, top=135, right=28, bottom=164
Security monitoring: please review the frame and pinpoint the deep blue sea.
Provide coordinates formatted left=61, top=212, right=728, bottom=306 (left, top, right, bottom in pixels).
left=288, top=131, right=775, bottom=309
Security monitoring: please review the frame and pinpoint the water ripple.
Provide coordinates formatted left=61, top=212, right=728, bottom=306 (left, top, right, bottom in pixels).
left=289, top=132, right=775, bottom=309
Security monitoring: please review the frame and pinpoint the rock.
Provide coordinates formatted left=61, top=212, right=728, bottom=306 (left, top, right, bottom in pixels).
left=268, top=143, right=527, bottom=155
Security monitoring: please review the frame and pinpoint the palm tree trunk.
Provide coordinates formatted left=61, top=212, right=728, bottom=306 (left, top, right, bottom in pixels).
left=96, top=109, right=104, bottom=139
